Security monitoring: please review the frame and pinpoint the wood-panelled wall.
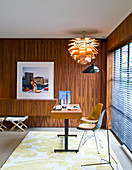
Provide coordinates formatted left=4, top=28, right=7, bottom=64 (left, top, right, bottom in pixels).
left=107, top=13, right=132, bottom=51
left=106, top=13, right=132, bottom=128
left=0, top=39, right=106, bottom=127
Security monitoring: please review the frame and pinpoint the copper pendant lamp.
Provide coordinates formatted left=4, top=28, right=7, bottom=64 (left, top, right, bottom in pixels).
left=68, top=32, right=99, bottom=65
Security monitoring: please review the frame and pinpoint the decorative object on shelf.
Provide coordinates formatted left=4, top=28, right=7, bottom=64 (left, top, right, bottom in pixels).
left=59, top=91, right=71, bottom=105
left=68, top=32, right=99, bottom=65
left=17, top=62, right=54, bottom=99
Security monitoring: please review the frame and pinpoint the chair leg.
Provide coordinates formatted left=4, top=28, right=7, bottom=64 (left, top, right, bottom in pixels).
left=2, top=124, right=7, bottom=129
left=77, top=130, right=83, bottom=137
left=0, top=127, right=4, bottom=131
left=0, top=123, right=6, bottom=130
left=78, top=131, right=87, bottom=149
left=94, top=132, right=100, bottom=154
left=78, top=130, right=101, bottom=154
left=10, top=121, right=24, bottom=132
left=20, top=122, right=27, bottom=128
left=96, top=133, right=103, bottom=148
left=78, top=131, right=94, bottom=150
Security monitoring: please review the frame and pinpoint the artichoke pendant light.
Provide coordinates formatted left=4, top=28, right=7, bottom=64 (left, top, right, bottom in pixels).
left=68, top=32, right=99, bottom=65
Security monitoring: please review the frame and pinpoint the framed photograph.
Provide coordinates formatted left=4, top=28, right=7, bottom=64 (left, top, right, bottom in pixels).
left=59, top=91, right=71, bottom=105
left=17, top=62, right=54, bottom=99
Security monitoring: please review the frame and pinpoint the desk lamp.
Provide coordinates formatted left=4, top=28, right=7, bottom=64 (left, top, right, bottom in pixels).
left=82, top=63, right=117, bottom=169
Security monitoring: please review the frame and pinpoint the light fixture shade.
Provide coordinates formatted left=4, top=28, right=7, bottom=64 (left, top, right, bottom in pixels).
left=82, top=63, right=99, bottom=73
left=68, top=37, right=99, bottom=65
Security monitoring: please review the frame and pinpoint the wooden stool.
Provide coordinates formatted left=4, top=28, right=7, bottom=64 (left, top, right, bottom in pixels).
left=0, top=117, right=7, bottom=131
left=6, top=116, right=28, bottom=132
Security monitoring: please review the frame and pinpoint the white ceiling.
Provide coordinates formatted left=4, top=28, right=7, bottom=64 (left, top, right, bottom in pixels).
left=0, top=0, right=132, bottom=38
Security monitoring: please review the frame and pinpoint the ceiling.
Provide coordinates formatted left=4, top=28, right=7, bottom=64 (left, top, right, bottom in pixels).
left=0, top=0, right=132, bottom=39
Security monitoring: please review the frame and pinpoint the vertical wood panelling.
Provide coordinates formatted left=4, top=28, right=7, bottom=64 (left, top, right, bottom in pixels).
left=106, top=52, right=113, bottom=128
left=2, top=40, right=11, bottom=98
left=107, top=13, right=132, bottom=51
left=0, top=38, right=106, bottom=127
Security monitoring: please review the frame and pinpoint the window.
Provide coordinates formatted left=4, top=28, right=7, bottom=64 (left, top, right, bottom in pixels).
left=112, top=42, right=132, bottom=152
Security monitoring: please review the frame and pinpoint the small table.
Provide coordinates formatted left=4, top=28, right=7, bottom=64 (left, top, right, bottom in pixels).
left=51, top=104, right=82, bottom=152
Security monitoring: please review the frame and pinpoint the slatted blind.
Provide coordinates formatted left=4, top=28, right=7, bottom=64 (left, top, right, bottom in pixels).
left=112, top=42, right=132, bottom=152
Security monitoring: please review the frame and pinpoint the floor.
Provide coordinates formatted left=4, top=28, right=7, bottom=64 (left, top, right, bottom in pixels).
left=0, top=128, right=131, bottom=170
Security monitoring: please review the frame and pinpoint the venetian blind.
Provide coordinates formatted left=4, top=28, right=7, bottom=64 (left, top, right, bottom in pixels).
left=112, top=42, right=132, bottom=152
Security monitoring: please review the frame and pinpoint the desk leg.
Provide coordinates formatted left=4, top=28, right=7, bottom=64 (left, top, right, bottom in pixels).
left=65, top=119, right=68, bottom=150
left=54, top=119, right=79, bottom=153
left=57, top=134, right=77, bottom=137
left=57, top=119, right=77, bottom=137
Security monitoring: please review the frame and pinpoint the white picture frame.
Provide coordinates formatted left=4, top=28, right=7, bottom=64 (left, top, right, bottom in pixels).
left=17, top=62, right=54, bottom=99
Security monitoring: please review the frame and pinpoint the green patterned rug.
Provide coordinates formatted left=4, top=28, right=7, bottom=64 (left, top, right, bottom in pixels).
left=2, top=131, right=122, bottom=170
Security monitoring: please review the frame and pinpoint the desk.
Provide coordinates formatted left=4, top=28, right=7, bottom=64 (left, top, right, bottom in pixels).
left=51, top=104, right=82, bottom=152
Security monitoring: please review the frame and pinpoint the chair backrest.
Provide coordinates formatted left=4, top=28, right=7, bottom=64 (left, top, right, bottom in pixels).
left=94, top=109, right=106, bottom=130
left=87, top=103, right=103, bottom=120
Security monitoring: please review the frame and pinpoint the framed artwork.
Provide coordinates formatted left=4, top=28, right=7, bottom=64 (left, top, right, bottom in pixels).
left=59, top=91, right=71, bottom=105
left=17, top=62, right=54, bottom=99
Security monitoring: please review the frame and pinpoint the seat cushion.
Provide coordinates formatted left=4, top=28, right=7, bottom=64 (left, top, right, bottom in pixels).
left=78, top=117, right=98, bottom=123
left=77, top=123, right=96, bottom=130
left=6, top=116, right=28, bottom=122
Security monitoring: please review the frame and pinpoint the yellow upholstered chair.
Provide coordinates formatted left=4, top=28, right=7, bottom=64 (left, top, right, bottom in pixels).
left=78, top=103, right=103, bottom=124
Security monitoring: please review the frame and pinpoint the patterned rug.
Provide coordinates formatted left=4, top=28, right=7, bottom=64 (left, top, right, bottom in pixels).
left=2, top=131, right=122, bottom=170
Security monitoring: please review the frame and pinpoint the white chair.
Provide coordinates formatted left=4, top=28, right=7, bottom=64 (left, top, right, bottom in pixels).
left=6, top=116, right=28, bottom=132
left=0, top=117, right=7, bottom=131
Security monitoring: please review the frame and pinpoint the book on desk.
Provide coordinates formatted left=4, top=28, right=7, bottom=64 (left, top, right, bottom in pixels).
left=53, top=105, right=80, bottom=111
left=65, top=105, right=80, bottom=110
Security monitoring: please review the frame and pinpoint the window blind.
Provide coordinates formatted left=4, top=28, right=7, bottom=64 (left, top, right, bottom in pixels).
left=112, top=42, right=132, bottom=153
